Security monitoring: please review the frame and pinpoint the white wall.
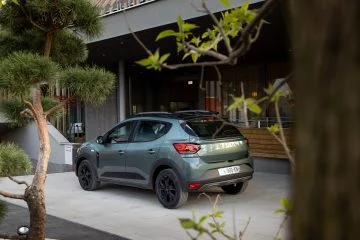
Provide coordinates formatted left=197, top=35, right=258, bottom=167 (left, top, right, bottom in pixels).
left=2, top=121, right=71, bottom=166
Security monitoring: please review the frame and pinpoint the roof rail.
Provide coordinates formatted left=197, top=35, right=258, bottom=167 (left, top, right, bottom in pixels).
left=128, top=112, right=173, bottom=118
left=175, top=110, right=218, bottom=115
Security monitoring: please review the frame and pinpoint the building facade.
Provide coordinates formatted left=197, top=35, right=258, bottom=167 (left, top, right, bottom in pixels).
left=83, top=0, right=292, bottom=141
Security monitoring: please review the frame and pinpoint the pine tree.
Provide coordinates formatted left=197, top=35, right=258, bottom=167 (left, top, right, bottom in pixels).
left=0, top=1, right=116, bottom=239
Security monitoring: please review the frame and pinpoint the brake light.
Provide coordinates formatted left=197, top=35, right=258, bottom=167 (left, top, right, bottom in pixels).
left=188, top=183, right=202, bottom=190
left=173, top=143, right=201, bottom=154
left=244, top=138, right=249, bottom=146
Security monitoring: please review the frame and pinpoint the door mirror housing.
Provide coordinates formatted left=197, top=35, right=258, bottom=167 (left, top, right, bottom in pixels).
left=96, top=136, right=104, bottom=144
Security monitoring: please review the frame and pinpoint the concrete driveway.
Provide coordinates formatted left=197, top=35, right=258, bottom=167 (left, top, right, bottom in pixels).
left=0, top=172, right=290, bottom=240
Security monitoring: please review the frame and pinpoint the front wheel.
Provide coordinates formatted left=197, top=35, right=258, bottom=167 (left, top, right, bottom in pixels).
left=77, top=160, right=100, bottom=191
left=155, top=169, right=188, bottom=209
left=221, top=181, right=248, bottom=195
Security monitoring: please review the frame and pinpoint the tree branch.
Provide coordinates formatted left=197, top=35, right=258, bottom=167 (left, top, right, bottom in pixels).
left=8, top=176, right=30, bottom=188
left=44, top=97, right=73, bottom=117
left=20, top=108, right=34, bottom=119
left=18, top=3, right=48, bottom=32
left=185, top=42, right=228, bottom=61
left=234, top=0, right=279, bottom=51
left=161, top=59, right=230, bottom=70
left=20, top=96, right=37, bottom=118
left=201, top=0, right=232, bottom=54
left=0, top=190, right=24, bottom=200
left=239, top=217, right=251, bottom=240
left=273, top=100, right=295, bottom=171
left=122, top=10, right=153, bottom=56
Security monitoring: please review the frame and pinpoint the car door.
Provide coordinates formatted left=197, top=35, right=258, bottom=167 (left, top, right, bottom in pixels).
left=125, top=120, right=171, bottom=187
left=97, top=121, right=136, bottom=180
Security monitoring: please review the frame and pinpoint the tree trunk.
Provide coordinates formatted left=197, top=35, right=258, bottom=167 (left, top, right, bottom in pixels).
left=290, top=0, right=360, bottom=239
left=44, top=32, right=53, bottom=58
left=24, top=89, right=51, bottom=240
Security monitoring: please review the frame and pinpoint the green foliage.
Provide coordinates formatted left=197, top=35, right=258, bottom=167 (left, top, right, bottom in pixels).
left=52, top=30, right=88, bottom=66
left=59, top=67, right=116, bottom=105
left=0, top=0, right=102, bottom=38
left=0, top=52, right=59, bottom=95
left=0, top=28, right=88, bottom=67
left=264, top=85, right=290, bottom=103
left=0, top=200, right=7, bottom=225
left=220, top=0, right=231, bottom=8
left=267, top=123, right=281, bottom=134
left=136, top=49, right=170, bottom=71
left=227, top=95, right=262, bottom=114
left=0, top=98, right=30, bottom=127
left=0, top=97, right=64, bottom=127
left=275, top=196, right=292, bottom=215
left=138, top=1, right=257, bottom=69
left=179, top=195, right=238, bottom=240
left=0, top=142, right=32, bottom=177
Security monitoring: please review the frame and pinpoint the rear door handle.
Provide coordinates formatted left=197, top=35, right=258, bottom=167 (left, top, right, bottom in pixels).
left=148, top=149, right=155, bottom=154
left=118, top=150, right=125, bottom=154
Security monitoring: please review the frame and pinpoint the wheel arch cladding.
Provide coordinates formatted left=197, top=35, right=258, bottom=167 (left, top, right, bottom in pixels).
left=151, top=160, right=186, bottom=190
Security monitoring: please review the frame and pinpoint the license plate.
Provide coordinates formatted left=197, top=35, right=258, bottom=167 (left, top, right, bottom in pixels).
left=218, top=166, right=241, bottom=176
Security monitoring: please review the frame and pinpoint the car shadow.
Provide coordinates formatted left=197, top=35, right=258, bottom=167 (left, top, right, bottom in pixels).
left=96, top=183, right=226, bottom=209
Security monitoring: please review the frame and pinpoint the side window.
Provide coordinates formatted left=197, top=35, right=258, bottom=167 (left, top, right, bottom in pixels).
left=108, top=122, right=134, bottom=143
left=134, top=121, right=171, bottom=142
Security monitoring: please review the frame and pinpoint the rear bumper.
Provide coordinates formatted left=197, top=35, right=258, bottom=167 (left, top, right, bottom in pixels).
left=187, top=164, right=254, bottom=191
left=197, top=174, right=253, bottom=191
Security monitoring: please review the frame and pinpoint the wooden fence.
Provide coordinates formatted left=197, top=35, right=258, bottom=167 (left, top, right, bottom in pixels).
left=239, top=128, right=294, bottom=159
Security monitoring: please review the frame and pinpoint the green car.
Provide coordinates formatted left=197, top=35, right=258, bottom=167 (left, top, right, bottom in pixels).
left=75, top=111, right=253, bottom=209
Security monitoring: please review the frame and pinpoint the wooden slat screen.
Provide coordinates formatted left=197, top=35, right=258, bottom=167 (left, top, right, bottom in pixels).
left=239, top=128, right=294, bottom=159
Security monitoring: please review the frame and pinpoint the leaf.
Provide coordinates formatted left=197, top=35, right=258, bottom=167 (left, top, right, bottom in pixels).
left=159, top=53, right=171, bottom=63
left=191, top=53, right=199, bottom=63
left=156, top=30, right=177, bottom=41
left=179, top=218, right=195, bottom=229
left=220, top=0, right=231, bottom=8
left=227, top=96, right=244, bottom=111
left=208, top=223, right=216, bottom=228
left=199, top=215, right=209, bottom=224
left=136, top=57, right=152, bottom=67
left=182, top=52, right=192, bottom=60
left=182, top=23, right=198, bottom=32
left=280, top=196, right=291, bottom=212
left=267, top=124, right=280, bottom=134
left=275, top=209, right=285, bottom=214
left=202, top=32, right=209, bottom=39
left=246, top=98, right=262, bottom=114
left=190, top=37, right=201, bottom=46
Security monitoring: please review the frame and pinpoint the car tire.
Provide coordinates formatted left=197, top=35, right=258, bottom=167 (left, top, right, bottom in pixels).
left=221, top=181, right=248, bottom=195
left=155, top=169, right=188, bottom=209
left=77, top=159, right=100, bottom=191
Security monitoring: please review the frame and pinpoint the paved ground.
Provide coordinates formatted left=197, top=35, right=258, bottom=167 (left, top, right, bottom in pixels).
left=0, top=172, right=290, bottom=240
left=0, top=203, right=127, bottom=240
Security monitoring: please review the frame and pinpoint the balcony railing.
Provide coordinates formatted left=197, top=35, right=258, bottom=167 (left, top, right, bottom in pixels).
left=91, top=0, right=159, bottom=16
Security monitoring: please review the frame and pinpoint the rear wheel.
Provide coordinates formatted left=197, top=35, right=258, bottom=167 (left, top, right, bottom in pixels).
left=77, top=160, right=100, bottom=191
left=155, top=169, right=188, bottom=209
left=221, top=181, right=248, bottom=195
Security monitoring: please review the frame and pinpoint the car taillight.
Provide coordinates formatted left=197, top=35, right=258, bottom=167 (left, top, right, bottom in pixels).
left=188, top=183, right=202, bottom=190
left=173, top=143, right=201, bottom=154
left=244, top=138, right=249, bottom=146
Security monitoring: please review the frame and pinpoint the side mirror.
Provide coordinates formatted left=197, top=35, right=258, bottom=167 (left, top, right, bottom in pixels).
left=96, top=136, right=104, bottom=144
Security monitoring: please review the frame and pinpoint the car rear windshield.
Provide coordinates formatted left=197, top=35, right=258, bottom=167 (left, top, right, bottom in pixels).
left=182, top=117, right=243, bottom=139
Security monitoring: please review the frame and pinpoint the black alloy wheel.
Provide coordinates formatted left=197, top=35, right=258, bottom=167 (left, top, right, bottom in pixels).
left=155, top=169, right=188, bottom=209
left=77, top=160, right=100, bottom=191
left=221, top=181, right=248, bottom=195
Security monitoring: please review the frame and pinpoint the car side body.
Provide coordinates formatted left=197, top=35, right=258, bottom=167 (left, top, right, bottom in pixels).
left=75, top=112, right=254, bottom=208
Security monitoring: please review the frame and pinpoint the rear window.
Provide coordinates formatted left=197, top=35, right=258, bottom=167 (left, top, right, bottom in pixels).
left=182, top=117, right=243, bottom=139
